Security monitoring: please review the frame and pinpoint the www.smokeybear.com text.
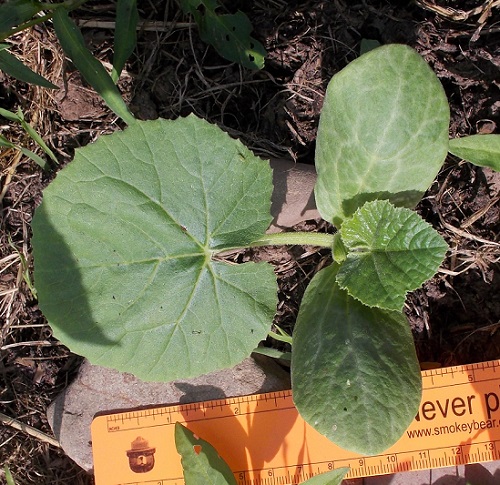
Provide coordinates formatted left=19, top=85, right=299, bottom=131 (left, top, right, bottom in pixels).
left=408, top=418, right=497, bottom=438
left=407, top=390, right=500, bottom=438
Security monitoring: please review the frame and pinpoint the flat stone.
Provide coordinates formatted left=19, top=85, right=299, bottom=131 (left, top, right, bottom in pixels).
left=47, top=355, right=290, bottom=473
left=269, top=159, right=319, bottom=232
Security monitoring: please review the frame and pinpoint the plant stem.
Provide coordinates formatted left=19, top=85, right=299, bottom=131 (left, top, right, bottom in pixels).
left=250, top=231, right=335, bottom=249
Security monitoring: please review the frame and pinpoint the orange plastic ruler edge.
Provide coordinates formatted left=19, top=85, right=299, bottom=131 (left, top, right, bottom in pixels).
left=91, top=359, right=500, bottom=485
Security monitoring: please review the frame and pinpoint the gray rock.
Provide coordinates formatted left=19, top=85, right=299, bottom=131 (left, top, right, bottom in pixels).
left=47, top=355, right=290, bottom=473
left=269, top=159, right=319, bottom=232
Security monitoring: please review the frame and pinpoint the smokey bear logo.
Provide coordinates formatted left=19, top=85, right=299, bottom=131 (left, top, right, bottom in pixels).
left=126, top=436, right=156, bottom=473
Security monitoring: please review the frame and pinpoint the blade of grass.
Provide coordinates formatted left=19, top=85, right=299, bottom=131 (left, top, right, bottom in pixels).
left=0, top=106, right=21, bottom=122
left=52, top=7, right=136, bottom=125
left=0, top=48, right=58, bottom=88
left=0, top=0, right=42, bottom=36
left=0, top=107, right=57, bottom=165
left=15, top=108, right=58, bottom=163
left=112, top=0, right=138, bottom=83
left=19, top=146, right=50, bottom=170
left=4, top=465, right=16, bottom=485
left=0, top=134, right=16, bottom=147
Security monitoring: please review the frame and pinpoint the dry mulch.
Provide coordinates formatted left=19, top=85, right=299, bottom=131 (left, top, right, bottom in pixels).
left=1, top=1, right=499, bottom=483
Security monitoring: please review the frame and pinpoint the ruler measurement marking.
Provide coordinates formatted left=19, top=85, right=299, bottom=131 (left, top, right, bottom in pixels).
left=93, top=359, right=500, bottom=484
left=105, top=404, right=298, bottom=433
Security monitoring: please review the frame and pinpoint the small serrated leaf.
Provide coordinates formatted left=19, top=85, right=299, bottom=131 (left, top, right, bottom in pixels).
left=449, top=134, right=500, bottom=171
left=292, top=263, right=422, bottom=455
left=336, top=200, right=448, bottom=310
left=175, top=423, right=237, bottom=485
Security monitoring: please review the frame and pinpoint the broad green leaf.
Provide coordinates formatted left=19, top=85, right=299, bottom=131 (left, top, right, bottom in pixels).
left=175, top=423, right=237, bottom=485
left=315, top=44, right=449, bottom=227
left=336, top=200, right=448, bottom=311
left=112, top=0, right=138, bottom=83
left=302, top=468, right=349, bottom=485
left=32, top=115, right=276, bottom=381
left=179, top=0, right=266, bottom=70
left=52, top=8, right=136, bottom=125
left=449, top=134, right=500, bottom=171
left=0, top=0, right=42, bottom=37
left=0, top=48, right=58, bottom=88
left=292, top=263, right=421, bottom=455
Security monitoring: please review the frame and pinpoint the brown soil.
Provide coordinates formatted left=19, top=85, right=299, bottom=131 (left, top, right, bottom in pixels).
left=0, top=1, right=499, bottom=483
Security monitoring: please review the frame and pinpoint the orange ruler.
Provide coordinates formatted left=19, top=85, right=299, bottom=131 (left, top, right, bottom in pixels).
left=92, top=359, right=500, bottom=484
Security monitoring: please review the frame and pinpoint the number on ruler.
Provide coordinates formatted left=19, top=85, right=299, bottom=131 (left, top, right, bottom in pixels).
left=453, top=447, right=462, bottom=455
left=386, top=454, right=397, bottom=463
left=485, top=443, right=494, bottom=451
left=358, top=459, right=365, bottom=467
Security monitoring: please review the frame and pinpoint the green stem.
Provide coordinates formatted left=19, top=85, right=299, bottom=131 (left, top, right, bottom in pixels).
left=250, top=231, right=335, bottom=249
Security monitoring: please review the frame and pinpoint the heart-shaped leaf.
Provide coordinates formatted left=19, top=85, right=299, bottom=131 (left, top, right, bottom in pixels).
left=336, top=200, right=448, bottom=310
left=449, top=134, right=500, bottom=171
left=32, top=115, right=277, bottom=381
left=175, top=423, right=237, bottom=485
left=315, top=44, right=450, bottom=227
left=292, top=263, right=422, bottom=455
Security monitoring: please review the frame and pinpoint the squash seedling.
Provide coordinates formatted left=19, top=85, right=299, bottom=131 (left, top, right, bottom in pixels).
left=31, top=44, right=500, bottom=455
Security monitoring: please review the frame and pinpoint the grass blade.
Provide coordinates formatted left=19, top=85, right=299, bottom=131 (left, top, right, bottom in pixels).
left=52, top=8, right=136, bottom=125
left=112, top=0, right=138, bottom=83
left=0, top=106, right=22, bottom=122
left=19, top=146, right=50, bottom=170
left=16, top=108, right=58, bottom=163
left=0, top=48, right=58, bottom=88
left=0, top=134, right=16, bottom=147
left=0, top=0, right=42, bottom=37
left=4, top=465, right=16, bottom=485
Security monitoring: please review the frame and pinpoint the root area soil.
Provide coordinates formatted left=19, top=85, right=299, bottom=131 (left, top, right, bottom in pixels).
left=0, top=1, right=499, bottom=483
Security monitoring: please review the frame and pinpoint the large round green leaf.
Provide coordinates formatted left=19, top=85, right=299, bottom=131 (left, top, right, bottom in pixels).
left=315, top=44, right=450, bottom=227
left=336, top=200, right=448, bottom=311
left=291, top=263, right=422, bottom=455
left=32, top=115, right=277, bottom=381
